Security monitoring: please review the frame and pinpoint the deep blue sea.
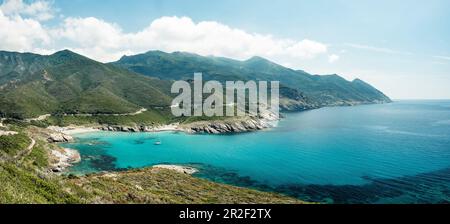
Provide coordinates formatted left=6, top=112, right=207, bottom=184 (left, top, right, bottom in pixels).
left=62, top=100, right=450, bottom=204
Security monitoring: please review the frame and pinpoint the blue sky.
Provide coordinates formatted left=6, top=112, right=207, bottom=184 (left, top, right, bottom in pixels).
left=1, top=0, right=449, bottom=99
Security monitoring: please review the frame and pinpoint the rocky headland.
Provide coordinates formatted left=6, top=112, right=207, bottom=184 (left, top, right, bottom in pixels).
left=152, top=165, right=198, bottom=175
left=47, top=132, right=74, bottom=143
left=49, top=148, right=81, bottom=172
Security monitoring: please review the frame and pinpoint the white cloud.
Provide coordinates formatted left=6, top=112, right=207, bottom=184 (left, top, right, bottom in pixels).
left=328, top=54, right=340, bottom=63
left=431, top=61, right=447, bottom=65
left=57, top=17, right=123, bottom=49
left=53, top=16, right=329, bottom=62
left=433, top=55, right=450, bottom=61
left=0, top=0, right=55, bottom=21
left=0, top=9, right=51, bottom=52
left=0, top=2, right=330, bottom=64
left=345, top=43, right=412, bottom=55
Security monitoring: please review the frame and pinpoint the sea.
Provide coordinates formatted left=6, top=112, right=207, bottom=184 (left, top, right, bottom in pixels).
left=61, top=100, right=450, bottom=204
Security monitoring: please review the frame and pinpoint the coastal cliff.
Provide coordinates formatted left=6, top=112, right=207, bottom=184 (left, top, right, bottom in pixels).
left=181, top=117, right=276, bottom=134
left=96, top=118, right=275, bottom=134
left=49, top=148, right=81, bottom=172
left=96, top=110, right=280, bottom=134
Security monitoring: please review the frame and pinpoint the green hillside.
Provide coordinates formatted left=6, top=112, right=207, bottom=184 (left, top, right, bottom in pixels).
left=0, top=50, right=173, bottom=119
left=0, top=49, right=391, bottom=121
left=113, top=51, right=391, bottom=108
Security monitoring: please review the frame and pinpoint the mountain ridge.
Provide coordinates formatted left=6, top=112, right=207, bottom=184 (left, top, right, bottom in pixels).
left=113, top=50, right=391, bottom=107
left=0, top=50, right=173, bottom=119
left=0, top=49, right=391, bottom=120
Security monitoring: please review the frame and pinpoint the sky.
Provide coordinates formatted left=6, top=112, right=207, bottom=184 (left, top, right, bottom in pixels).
left=0, top=0, right=449, bottom=99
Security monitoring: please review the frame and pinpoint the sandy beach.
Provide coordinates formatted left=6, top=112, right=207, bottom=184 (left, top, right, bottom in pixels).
left=150, top=124, right=180, bottom=132
left=47, top=126, right=100, bottom=135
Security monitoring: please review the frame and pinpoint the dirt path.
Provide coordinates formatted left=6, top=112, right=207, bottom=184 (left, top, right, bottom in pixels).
left=26, top=114, right=51, bottom=122
left=27, top=138, right=36, bottom=151
left=14, top=137, right=36, bottom=162
left=26, top=108, right=148, bottom=120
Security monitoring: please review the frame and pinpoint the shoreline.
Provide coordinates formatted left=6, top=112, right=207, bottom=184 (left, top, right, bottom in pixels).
left=46, top=117, right=279, bottom=174
left=48, top=126, right=101, bottom=135
left=44, top=102, right=390, bottom=174
left=41, top=102, right=394, bottom=136
left=50, top=147, right=81, bottom=172
left=97, top=123, right=182, bottom=133
left=47, top=115, right=280, bottom=137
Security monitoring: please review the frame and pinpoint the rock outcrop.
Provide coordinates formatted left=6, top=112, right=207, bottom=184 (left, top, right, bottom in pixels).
left=98, top=124, right=179, bottom=133
left=0, top=130, right=18, bottom=136
left=183, top=118, right=276, bottom=134
left=47, top=133, right=74, bottom=143
left=97, top=111, right=280, bottom=135
left=50, top=148, right=81, bottom=172
left=96, top=115, right=278, bottom=135
left=152, top=165, right=198, bottom=175
left=182, top=110, right=280, bottom=134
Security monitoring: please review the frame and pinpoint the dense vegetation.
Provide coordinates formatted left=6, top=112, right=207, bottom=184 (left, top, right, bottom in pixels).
left=45, top=109, right=174, bottom=126
left=0, top=162, right=304, bottom=204
left=0, top=50, right=172, bottom=119
left=0, top=132, right=30, bottom=157
left=0, top=127, right=81, bottom=203
left=0, top=163, right=81, bottom=203
left=68, top=168, right=304, bottom=204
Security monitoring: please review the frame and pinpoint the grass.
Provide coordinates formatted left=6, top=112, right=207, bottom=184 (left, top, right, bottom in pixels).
left=41, top=107, right=242, bottom=127
left=68, top=168, right=305, bottom=204
left=0, top=163, right=81, bottom=204
left=0, top=132, right=30, bottom=156
left=23, top=140, right=49, bottom=168
left=0, top=50, right=174, bottom=119
left=45, top=109, right=174, bottom=126
left=0, top=162, right=305, bottom=204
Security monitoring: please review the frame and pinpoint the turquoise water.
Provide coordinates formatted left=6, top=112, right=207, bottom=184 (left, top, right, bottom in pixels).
left=62, top=100, right=450, bottom=203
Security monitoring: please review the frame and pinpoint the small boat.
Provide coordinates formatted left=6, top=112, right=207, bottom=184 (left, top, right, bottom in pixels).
left=154, top=140, right=162, bottom=145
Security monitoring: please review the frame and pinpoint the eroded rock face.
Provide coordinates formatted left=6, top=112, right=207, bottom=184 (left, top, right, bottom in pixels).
left=50, top=148, right=81, bottom=172
left=152, top=165, right=198, bottom=175
left=0, top=130, right=18, bottom=136
left=99, top=125, right=145, bottom=132
left=99, top=124, right=179, bottom=133
left=186, top=117, right=276, bottom=134
left=48, top=133, right=74, bottom=143
left=96, top=112, right=279, bottom=135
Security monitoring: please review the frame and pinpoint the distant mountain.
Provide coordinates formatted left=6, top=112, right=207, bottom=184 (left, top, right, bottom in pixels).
left=0, top=49, right=391, bottom=119
left=113, top=51, right=391, bottom=109
left=0, top=50, right=172, bottom=119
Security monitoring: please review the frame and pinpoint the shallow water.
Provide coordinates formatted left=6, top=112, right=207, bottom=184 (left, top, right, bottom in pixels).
left=62, top=100, right=450, bottom=203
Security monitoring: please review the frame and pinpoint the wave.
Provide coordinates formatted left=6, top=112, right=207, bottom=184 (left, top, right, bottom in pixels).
left=433, top=120, right=450, bottom=126
left=366, top=125, right=445, bottom=137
